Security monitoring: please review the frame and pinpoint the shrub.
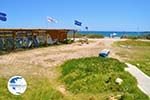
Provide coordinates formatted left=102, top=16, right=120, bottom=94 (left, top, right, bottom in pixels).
left=139, top=34, right=150, bottom=40
left=64, top=39, right=74, bottom=44
left=86, top=34, right=104, bottom=38
left=121, top=34, right=150, bottom=40
left=67, top=33, right=104, bottom=38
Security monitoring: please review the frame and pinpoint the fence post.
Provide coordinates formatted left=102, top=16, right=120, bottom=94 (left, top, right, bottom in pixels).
left=12, top=31, right=17, bottom=50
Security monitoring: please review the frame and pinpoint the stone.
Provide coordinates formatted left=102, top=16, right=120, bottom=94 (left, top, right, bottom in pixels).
left=115, top=77, right=123, bottom=85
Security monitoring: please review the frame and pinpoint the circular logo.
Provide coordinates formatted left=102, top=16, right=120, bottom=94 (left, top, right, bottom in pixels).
left=7, top=76, right=27, bottom=95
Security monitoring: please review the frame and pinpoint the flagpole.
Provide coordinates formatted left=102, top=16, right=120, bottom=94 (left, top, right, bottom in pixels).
left=47, top=20, right=49, bottom=29
left=46, top=16, right=49, bottom=29
left=74, top=20, right=82, bottom=41
left=74, top=20, right=82, bottom=31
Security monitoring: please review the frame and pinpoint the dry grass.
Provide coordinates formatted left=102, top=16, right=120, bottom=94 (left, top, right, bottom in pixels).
left=113, top=40, right=150, bottom=76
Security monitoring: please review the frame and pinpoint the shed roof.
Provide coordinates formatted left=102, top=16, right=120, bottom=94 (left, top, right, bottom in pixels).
left=0, top=28, right=74, bottom=33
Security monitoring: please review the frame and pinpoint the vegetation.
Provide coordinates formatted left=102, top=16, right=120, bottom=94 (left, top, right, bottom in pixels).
left=139, top=34, right=150, bottom=40
left=86, top=34, right=104, bottom=38
left=121, top=36, right=138, bottom=39
left=121, top=34, right=150, bottom=40
left=63, top=38, right=74, bottom=44
left=0, top=77, right=64, bottom=100
left=67, top=33, right=104, bottom=38
left=115, top=40, right=150, bottom=46
left=0, top=56, right=149, bottom=100
left=60, top=57, right=149, bottom=100
left=114, top=40, right=150, bottom=76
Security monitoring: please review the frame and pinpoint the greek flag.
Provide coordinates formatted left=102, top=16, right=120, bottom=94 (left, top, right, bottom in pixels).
left=0, top=12, right=7, bottom=21
left=74, top=20, right=82, bottom=26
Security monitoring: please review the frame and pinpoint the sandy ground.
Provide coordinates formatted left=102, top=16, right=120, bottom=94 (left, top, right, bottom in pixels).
left=0, top=38, right=122, bottom=78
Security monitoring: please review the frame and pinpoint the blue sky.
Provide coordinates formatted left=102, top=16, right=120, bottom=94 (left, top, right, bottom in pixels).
left=1, top=0, right=150, bottom=31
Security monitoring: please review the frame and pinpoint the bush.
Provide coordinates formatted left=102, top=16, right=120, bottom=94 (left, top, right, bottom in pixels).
left=67, top=33, right=104, bottom=38
left=139, top=34, right=150, bottom=40
left=121, top=36, right=138, bottom=39
left=64, top=39, right=74, bottom=44
left=67, top=33, right=84, bottom=38
left=121, top=34, right=150, bottom=40
left=86, top=34, right=104, bottom=38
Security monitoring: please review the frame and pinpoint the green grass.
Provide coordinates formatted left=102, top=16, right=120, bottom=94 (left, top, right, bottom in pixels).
left=60, top=57, right=149, bottom=100
left=0, top=56, right=149, bottom=100
left=114, top=40, right=150, bottom=76
left=67, top=33, right=104, bottom=38
left=0, top=77, right=64, bottom=100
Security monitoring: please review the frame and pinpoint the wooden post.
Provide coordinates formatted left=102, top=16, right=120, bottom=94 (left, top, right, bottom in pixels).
left=57, top=30, right=60, bottom=42
left=45, top=32, right=48, bottom=46
left=12, top=31, right=17, bottom=50
left=4, top=32, right=6, bottom=50
left=73, top=31, right=76, bottom=41
left=31, top=31, right=34, bottom=48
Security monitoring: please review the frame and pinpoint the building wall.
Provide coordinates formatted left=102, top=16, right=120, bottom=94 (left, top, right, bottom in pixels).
left=0, top=29, right=71, bottom=50
left=47, top=30, right=67, bottom=41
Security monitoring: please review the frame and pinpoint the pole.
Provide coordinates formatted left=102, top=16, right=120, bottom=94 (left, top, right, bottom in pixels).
left=137, top=26, right=140, bottom=36
left=46, top=16, right=49, bottom=29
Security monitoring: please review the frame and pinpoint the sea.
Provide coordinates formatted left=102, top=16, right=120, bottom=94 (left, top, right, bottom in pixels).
left=78, top=31, right=150, bottom=37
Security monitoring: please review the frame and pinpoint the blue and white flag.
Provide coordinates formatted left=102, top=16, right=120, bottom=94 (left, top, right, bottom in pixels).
left=0, top=12, right=7, bottom=21
left=47, top=17, right=58, bottom=23
left=74, top=20, right=82, bottom=26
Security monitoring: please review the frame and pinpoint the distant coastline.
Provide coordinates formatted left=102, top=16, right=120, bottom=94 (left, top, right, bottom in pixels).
left=79, top=31, right=150, bottom=37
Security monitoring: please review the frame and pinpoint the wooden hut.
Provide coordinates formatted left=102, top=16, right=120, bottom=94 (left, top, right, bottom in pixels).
left=0, top=28, right=75, bottom=50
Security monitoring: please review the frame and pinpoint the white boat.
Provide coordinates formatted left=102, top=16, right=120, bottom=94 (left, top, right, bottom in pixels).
left=112, top=32, right=117, bottom=36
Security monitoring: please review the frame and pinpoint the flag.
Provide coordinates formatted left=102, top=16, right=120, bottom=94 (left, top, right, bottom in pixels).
left=47, top=17, right=58, bottom=23
left=74, top=20, right=82, bottom=26
left=0, top=12, right=7, bottom=21
left=0, top=12, right=7, bottom=16
left=85, top=26, right=88, bottom=30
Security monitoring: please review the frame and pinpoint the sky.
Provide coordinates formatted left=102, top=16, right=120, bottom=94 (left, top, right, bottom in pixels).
left=0, top=0, right=150, bottom=31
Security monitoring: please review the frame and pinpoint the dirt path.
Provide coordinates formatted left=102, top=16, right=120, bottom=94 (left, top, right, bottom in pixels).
left=0, top=38, right=120, bottom=78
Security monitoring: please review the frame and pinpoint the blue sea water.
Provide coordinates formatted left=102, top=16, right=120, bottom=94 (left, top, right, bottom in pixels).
left=78, top=31, right=150, bottom=37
